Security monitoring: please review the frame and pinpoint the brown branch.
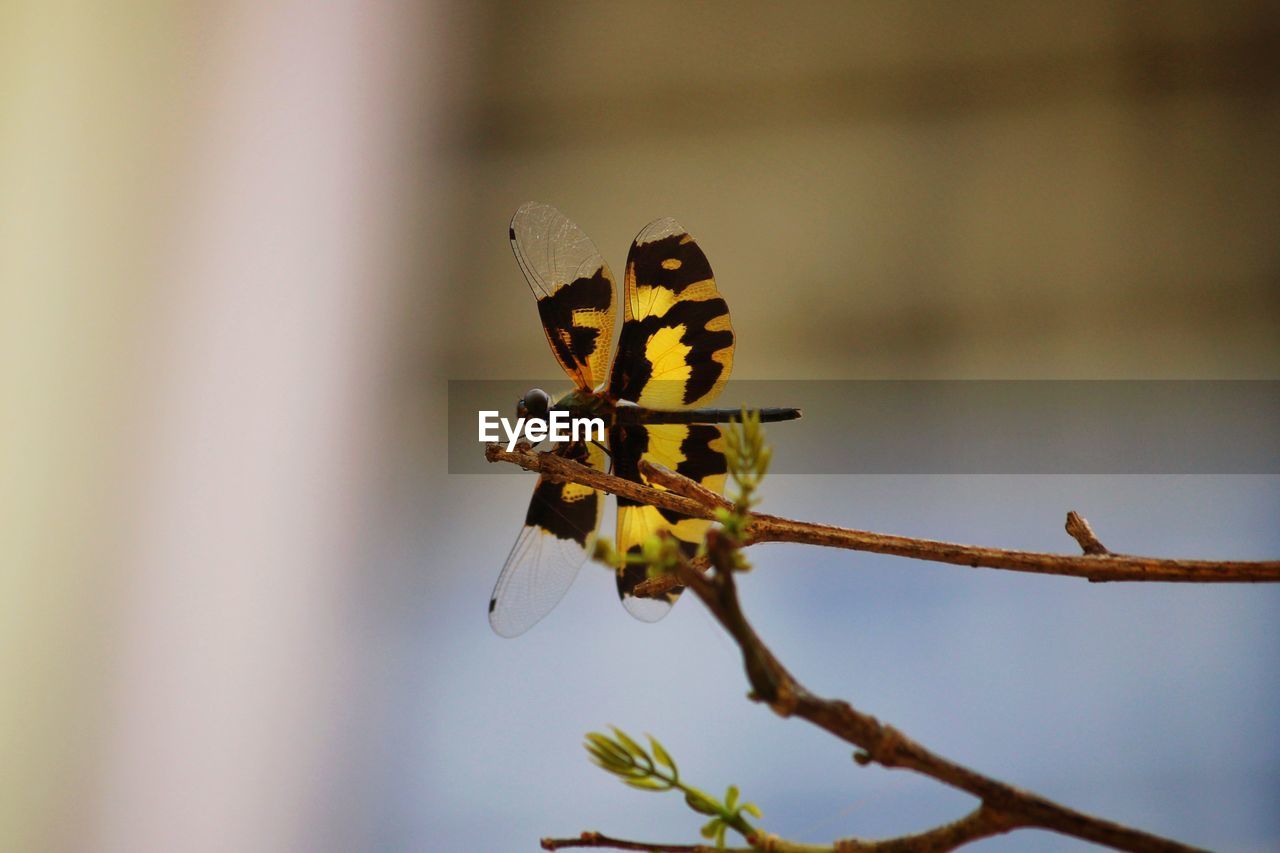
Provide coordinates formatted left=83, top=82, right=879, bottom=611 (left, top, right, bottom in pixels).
left=678, top=531, right=1207, bottom=853
left=541, top=809, right=1016, bottom=853
left=494, top=441, right=1237, bottom=852
left=488, top=443, right=710, bottom=519
left=641, top=457, right=731, bottom=505
left=542, top=541, right=1205, bottom=852
left=485, top=443, right=1280, bottom=585
left=832, top=805, right=1020, bottom=852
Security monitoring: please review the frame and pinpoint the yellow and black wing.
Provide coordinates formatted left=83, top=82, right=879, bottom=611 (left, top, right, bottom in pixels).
left=610, top=422, right=727, bottom=622
left=605, top=216, right=733, bottom=621
left=489, top=441, right=607, bottom=637
left=607, top=217, right=734, bottom=408
left=511, top=202, right=616, bottom=391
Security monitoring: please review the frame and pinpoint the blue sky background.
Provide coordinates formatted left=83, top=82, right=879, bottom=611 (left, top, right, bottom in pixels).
left=355, top=452, right=1279, bottom=850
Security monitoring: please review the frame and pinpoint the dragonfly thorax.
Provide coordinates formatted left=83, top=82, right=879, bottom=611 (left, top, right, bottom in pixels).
left=551, top=388, right=614, bottom=420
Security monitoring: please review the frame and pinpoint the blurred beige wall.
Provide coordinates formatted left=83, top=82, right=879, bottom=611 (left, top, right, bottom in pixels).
left=434, top=1, right=1278, bottom=384
left=1, top=3, right=185, bottom=849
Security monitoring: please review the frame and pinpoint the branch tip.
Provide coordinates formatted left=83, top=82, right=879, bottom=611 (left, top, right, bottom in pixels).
left=1065, top=511, right=1110, bottom=555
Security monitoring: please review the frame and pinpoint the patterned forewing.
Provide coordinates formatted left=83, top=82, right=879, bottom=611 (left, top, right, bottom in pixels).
left=488, top=441, right=606, bottom=637
left=608, top=218, right=735, bottom=409
left=510, top=202, right=616, bottom=390
left=611, top=423, right=727, bottom=622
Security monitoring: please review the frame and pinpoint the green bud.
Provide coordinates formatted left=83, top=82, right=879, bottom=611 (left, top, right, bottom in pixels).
left=585, top=733, right=635, bottom=771
left=683, top=788, right=719, bottom=816
left=610, top=727, right=647, bottom=763
left=724, top=785, right=738, bottom=810
left=648, top=735, right=677, bottom=777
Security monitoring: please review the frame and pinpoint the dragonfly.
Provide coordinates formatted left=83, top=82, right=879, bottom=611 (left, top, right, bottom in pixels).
left=489, top=202, right=800, bottom=637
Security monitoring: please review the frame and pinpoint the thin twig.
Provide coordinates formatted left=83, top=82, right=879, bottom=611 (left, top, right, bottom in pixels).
left=640, top=458, right=730, bottom=505
left=485, top=443, right=1280, bottom=585
left=544, top=805, right=1029, bottom=852
left=489, top=443, right=709, bottom=518
left=676, top=531, right=1207, bottom=853
left=832, top=805, right=1020, bottom=852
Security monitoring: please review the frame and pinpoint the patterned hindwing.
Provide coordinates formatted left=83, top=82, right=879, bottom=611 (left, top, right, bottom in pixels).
left=510, top=202, right=617, bottom=391
left=610, top=423, right=727, bottom=622
left=608, top=217, right=735, bottom=409
left=488, top=441, right=606, bottom=637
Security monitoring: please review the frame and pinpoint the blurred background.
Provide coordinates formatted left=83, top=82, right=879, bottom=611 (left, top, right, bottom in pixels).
left=2, top=2, right=1277, bottom=852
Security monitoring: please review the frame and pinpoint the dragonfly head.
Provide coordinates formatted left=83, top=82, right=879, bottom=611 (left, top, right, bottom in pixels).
left=517, top=388, right=550, bottom=421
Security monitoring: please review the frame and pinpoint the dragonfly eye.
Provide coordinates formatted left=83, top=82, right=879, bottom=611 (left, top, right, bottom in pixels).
left=519, top=388, right=550, bottom=420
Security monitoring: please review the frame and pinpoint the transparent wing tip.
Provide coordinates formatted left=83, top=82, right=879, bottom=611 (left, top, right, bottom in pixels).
left=635, top=216, right=685, bottom=245
left=619, top=593, right=675, bottom=624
